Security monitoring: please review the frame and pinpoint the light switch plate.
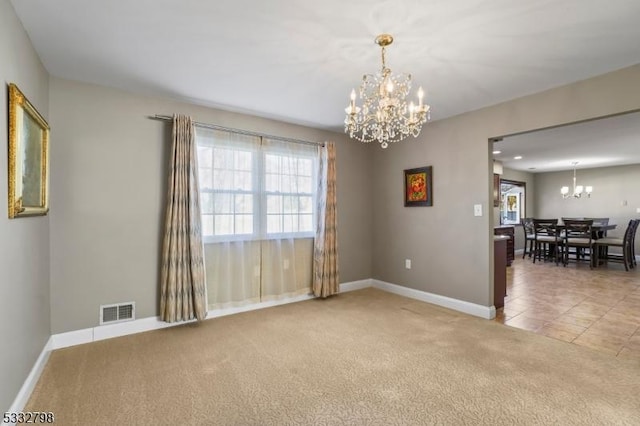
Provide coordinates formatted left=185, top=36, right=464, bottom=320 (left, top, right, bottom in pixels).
left=474, top=204, right=483, bottom=216
left=405, top=259, right=411, bottom=269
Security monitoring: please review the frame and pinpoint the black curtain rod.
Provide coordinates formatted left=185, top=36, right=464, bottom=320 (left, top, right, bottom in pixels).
left=150, top=115, right=324, bottom=147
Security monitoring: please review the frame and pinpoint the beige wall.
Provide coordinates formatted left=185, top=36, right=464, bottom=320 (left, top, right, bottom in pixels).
left=372, top=65, right=640, bottom=307
left=0, top=0, right=51, bottom=412
left=535, top=163, right=640, bottom=253
left=49, top=77, right=373, bottom=333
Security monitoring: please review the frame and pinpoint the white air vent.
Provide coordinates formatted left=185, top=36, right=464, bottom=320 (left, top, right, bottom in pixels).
left=100, top=302, right=135, bottom=325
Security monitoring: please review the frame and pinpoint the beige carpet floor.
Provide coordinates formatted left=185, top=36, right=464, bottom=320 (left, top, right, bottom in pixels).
left=26, top=288, right=640, bottom=425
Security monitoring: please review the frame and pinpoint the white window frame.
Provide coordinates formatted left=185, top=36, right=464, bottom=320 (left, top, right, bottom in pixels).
left=262, top=148, right=316, bottom=240
left=198, top=143, right=258, bottom=243
left=196, top=130, right=318, bottom=243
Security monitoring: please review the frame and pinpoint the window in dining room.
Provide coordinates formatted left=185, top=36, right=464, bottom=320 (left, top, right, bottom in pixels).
left=500, top=179, right=526, bottom=225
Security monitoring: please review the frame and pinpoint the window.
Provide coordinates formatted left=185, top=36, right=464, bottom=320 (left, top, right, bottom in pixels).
left=265, top=153, right=314, bottom=235
left=196, top=128, right=318, bottom=242
left=499, top=179, right=526, bottom=225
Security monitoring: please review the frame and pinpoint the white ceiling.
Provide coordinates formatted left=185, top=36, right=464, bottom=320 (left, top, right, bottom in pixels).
left=10, top=0, right=640, bottom=139
left=493, top=110, right=640, bottom=173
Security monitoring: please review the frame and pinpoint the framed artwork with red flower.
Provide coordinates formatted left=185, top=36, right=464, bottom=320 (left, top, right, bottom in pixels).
left=404, top=166, right=432, bottom=207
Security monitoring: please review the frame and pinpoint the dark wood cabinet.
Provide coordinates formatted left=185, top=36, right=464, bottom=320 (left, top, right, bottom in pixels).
left=494, top=236, right=508, bottom=309
left=494, top=225, right=515, bottom=266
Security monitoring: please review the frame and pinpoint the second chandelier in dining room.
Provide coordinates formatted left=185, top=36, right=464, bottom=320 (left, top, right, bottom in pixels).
left=344, top=34, right=430, bottom=149
left=561, top=161, right=593, bottom=198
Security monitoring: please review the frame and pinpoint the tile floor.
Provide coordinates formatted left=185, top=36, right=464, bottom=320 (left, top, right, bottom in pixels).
left=494, top=255, right=640, bottom=360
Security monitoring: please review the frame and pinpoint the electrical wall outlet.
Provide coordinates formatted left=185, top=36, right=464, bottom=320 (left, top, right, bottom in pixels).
left=474, top=204, right=483, bottom=216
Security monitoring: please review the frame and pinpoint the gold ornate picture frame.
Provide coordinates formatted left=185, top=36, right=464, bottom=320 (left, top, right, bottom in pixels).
left=8, top=83, right=50, bottom=218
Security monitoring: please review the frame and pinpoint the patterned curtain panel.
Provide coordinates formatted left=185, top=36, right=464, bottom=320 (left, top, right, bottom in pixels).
left=313, top=142, right=339, bottom=297
left=160, top=114, right=208, bottom=322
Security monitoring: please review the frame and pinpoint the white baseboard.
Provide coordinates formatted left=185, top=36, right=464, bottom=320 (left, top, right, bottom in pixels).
left=8, top=337, right=53, bottom=418
left=372, top=279, right=496, bottom=319
left=51, top=328, right=94, bottom=349
left=340, top=279, right=373, bottom=293
left=52, top=320, right=181, bottom=350
left=207, top=293, right=315, bottom=320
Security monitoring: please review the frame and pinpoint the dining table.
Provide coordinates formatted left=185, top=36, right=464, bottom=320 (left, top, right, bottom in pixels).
left=557, top=222, right=617, bottom=264
left=533, top=222, right=617, bottom=264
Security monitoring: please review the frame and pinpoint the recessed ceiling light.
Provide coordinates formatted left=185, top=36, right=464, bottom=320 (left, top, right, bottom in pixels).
left=514, top=156, right=523, bottom=160
left=492, top=150, right=501, bottom=154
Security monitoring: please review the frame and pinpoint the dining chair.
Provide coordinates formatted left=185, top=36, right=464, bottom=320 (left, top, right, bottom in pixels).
left=532, top=219, right=561, bottom=265
left=630, top=219, right=638, bottom=268
left=521, top=217, right=535, bottom=259
left=585, top=217, right=610, bottom=237
left=593, top=219, right=637, bottom=271
left=562, top=219, right=594, bottom=268
left=560, top=217, right=583, bottom=238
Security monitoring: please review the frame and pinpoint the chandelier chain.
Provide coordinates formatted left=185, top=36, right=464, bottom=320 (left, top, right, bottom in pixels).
left=381, top=46, right=386, bottom=69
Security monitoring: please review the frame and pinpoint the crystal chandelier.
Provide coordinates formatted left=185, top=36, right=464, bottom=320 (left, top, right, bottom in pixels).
left=561, top=162, right=593, bottom=198
left=344, top=34, right=430, bottom=149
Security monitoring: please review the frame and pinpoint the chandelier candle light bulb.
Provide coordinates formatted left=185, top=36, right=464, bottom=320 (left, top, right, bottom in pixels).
left=350, top=89, right=356, bottom=112
left=344, top=34, right=431, bottom=148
